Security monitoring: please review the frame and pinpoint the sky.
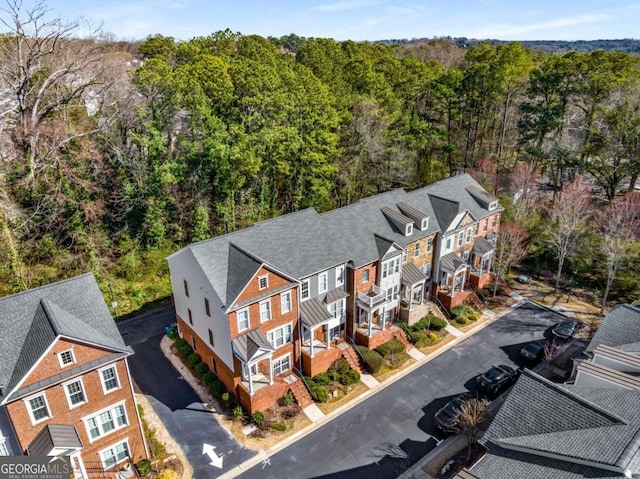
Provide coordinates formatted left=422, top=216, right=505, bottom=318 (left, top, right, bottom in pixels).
left=17, top=0, right=640, bottom=42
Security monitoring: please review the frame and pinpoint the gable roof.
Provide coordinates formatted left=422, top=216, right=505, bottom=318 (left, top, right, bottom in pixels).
left=232, top=329, right=275, bottom=363
left=0, top=273, right=131, bottom=402
left=226, top=243, right=264, bottom=307
left=587, top=304, right=640, bottom=353
left=478, top=370, right=640, bottom=477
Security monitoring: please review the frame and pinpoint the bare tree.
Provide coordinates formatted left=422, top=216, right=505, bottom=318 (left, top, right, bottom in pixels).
left=509, top=162, right=541, bottom=226
left=546, top=175, right=593, bottom=291
left=0, top=0, right=108, bottom=184
left=492, top=222, right=528, bottom=297
left=599, top=193, right=640, bottom=309
left=455, top=398, right=488, bottom=462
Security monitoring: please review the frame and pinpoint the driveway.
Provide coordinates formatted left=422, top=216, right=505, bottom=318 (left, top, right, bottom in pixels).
left=236, top=301, right=566, bottom=479
left=118, top=307, right=256, bottom=478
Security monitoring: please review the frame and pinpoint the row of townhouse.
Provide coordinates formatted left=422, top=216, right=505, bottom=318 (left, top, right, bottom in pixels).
left=167, top=174, right=503, bottom=413
left=0, top=274, right=147, bottom=478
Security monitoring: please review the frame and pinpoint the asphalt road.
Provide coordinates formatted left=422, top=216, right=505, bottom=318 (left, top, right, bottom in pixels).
left=237, top=301, right=566, bottom=479
left=117, top=307, right=256, bottom=478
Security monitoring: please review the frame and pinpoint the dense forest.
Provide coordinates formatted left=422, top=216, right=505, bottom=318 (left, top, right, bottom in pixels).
left=0, top=2, right=639, bottom=315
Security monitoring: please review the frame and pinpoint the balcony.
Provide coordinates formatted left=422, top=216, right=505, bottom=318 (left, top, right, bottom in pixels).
left=356, top=285, right=386, bottom=310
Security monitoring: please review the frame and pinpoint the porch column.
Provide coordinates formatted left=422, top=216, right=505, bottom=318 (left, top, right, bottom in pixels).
left=419, top=283, right=425, bottom=303
left=381, top=309, right=386, bottom=330
left=326, top=326, right=331, bottom=349
left=368, top=311, right=373, bottom=337
left=450, top=273, right=455, bottom=297
left=310, top=326, right=314, bottom=358
left=408, top=286, right=414, bottom=311
left=268, top=356, right=274, bottom=385
left=478, top=256, right=483, bottom=276
left=247, top=364, right=254, bottom=396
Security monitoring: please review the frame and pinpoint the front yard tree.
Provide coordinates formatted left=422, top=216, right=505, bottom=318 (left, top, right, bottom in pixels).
left=546, top=175, right=593, bottom=292
left=599, top=193, right=640, bottom=308
left=455, top=398, right=489, bottom=462
left=492, top=222, right=528, bottom=297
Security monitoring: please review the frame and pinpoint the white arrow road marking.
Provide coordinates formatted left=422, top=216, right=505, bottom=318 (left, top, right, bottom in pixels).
left=202, top=443, right=223, bottom=468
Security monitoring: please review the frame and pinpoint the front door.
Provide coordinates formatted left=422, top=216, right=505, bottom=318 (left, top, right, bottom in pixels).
left=70, top=453, right=86, bottom=479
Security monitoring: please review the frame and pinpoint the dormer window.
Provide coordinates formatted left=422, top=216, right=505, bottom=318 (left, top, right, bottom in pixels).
left=421, top=218, right=428, bottom=230
left=405, top=223, right=413, bottom=236
left=488, top=201, right=497, bottom=210
left=58, top=349, right=75, bottom=368
left=258, top=275, right=268, bottom=290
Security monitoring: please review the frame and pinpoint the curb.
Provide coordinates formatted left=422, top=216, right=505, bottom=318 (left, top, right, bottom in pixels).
left=217, top=303, right=518, bottom=479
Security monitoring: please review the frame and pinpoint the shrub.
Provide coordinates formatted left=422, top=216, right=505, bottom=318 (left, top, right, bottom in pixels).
left=339, top=369, right=361, bottom=386
left=412, top=316, right=433, bottom=331
left=281, top=405, right=300, bottom=419
left=221, top=392, right=235, bottom=409
left=187, top=353, right=202, bottom=367
left=177, top=344, right=192, bottom=360
left=428, top=332, right=440, bottom=343
left=135, top=459, right=152, bottom=477
left=280, top=391, right=295, bottom=407
left=202, top=371, right=217, bottom=385
left=251, top=411, right=265, bottom=425
left=194, top=362, right=209, bottom=377
left=313, top=372, right=331, bottom=386
left=152, top=440, right=167, bottom=461
left=174, top=338, right=188, bottom=349
left=326, top=368, right=341, bottom=381
left=413, top=332, right=429, bottom=347
left=451, top=305, right=480, bottom=324
left=428, top=317, right=448, bottom=331
left=271, top=421, right=288, bottom=432
left=375, top=338, right=406, bottom=358
left=232, top=406, right=244, bottom=421
left=455, top=316, right=470, bottom=325
left=310, top=385, right=328, bottom=403
left=156, top=470, right=177, bottom=479
left=209, top=380, right=224, bottom=397
left=356, top=346, right=384, bottom=374
left=331, top=357, right=350, bottom=375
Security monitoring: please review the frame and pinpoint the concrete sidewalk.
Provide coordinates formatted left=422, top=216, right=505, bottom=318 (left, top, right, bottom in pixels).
left=217, top=304, right=517, bottom=479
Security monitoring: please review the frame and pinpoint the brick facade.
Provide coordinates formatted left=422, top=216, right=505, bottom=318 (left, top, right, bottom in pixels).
left=5, top=338, right=146, bottom=471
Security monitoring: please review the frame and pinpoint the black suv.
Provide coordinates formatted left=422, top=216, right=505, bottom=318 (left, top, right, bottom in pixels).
left=475, top=365, right=519, bottom=394
left=552, top=320, right=584, bottom=340
left=433, top=393, right=474, bottom=434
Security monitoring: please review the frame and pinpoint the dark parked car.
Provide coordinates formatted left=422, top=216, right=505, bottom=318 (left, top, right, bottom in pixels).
left=475, top=365, right=519, bottom=394
left=433, top=393, right=473, bottom=434
left=520, top=341, right=547, bottom=362
left=552, top=320, right=583, bottom=340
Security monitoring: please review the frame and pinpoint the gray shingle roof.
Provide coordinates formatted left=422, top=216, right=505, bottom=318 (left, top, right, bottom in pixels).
left=300, top=298, right=332, bottom=328
left=0, top=273, right=131, bottom=401
left=226, top=244, right=263, bottom=306
left=232, top=329, right=274, bottom=363
left=587, top=304, right=640, bottom=353
left=175, top=174, right=499, bottom=303
left=427, top=194, right=460, bottom=232
left=478, top=370, right=640, bottom=477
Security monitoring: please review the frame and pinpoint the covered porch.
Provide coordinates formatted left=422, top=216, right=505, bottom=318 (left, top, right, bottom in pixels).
left=232, top=329, right=276, bottom=396
left=399, top=262, right=429, bottom=325
left=469, top=236, right=495, bottom=289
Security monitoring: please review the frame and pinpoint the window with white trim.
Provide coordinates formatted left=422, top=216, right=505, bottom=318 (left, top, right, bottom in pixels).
left=402, top=249, right=408, bottom=263
left=457, top=232, right=463, bottom=247
left=446, top=237, right=452, bottom=249
left=237, top=309, right=249, bottom=332
left=84, top=403, right=128, bottom=441
left=422, top=263, right=432, bottom=279
left=421, top=218, right=428, bottom=230
left=267, top=324, right=292, bottom=349
left=258, top=275, right=268, bottom=290
left=414, top=242, right=421, bottom=258
left=273, top=354, right=291, bottom=375
left=382, top=257, right=400, bottom=278
left=385, top=286, right=398, bottom=301
left=492, top=215, right=497, bottom=227
left=329, top=298, right=345, bottom=319
left=484, top=218, right=489, bottom=231
left=0, top=437, right=8, bottom=456
left=489, top=201, right=497, bottom=210
left=259, top=299, right=271, bottom=323
left=25, top=393, right=50, bottom=424
left=335, top=266, right=345, bottom=287
left=100, top=366, right=120, bottom=393
left=465, top=227, right=472, bottom=243
left=362, top=269, right=370, bottom=283
left=301, top=279, right=310, bottom=301
left=57, top=349, right=75, bottom=368
left=405, top=223, right=413, bottom=236
left=427, top=237, right=433, bottom=253
left=63, top=379, right=86, bottom=408
left=99, top=440, right=130, bottom=469
left=281, top=291, right=292, bottom=313
left=318, top=271, right=328, bottom=294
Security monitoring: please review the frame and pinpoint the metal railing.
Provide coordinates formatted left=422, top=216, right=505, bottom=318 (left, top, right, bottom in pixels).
left=398, top=321, right=416, bottom=344
left=434, top=295, right=451, bottom=320
left=293, top=367, right=314, bottom=396
left=344, top=333, right=368, bottom=365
